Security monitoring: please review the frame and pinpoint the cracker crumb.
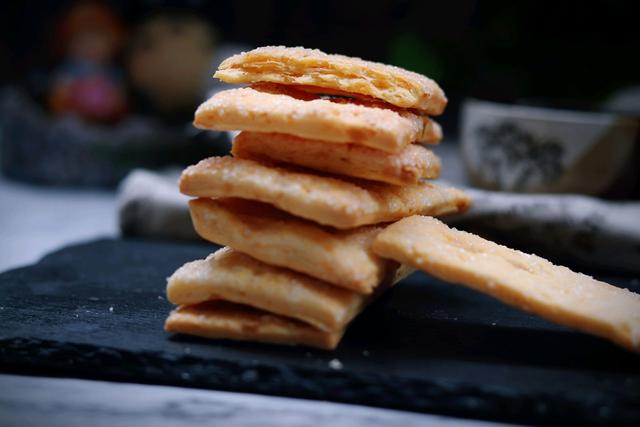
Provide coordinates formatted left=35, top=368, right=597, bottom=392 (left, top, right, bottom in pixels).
left=329, top=359, right=343, bottom=370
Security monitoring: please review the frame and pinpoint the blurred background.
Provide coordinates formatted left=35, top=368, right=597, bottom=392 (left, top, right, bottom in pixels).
left=3, top=0, right=640, bottom=110
left=0, top=0, right=639, bottom=270
left=1, top=0, right=639, bottom=185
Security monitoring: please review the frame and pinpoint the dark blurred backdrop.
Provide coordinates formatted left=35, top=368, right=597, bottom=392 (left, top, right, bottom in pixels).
left=1, top=0, right=639, bottom=131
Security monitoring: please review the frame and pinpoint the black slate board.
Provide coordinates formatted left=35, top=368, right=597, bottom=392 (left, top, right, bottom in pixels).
left=1, top=238, right=639, bottom=426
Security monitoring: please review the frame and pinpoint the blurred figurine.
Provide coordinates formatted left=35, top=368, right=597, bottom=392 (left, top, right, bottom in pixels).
left=49, top=2, right=127, bottom=122
left=127, top=11, right=217, bottom=118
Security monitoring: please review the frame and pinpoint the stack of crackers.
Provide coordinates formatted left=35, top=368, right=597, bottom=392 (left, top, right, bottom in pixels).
left=165, top=46, right=640, bottom=353
left=164, top=46, right=470, bottom=349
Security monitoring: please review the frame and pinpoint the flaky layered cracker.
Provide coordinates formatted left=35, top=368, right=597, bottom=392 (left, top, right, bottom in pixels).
left=180, top=156, right=470, bottom=229
left=232, top=132, right=440, bottom=185
left=373, top=216, right=640, bottom=352
left=167, top=247, right=412, bottom=331
left=188, top=198, right=391, bottom=293
left=165, top=301, right=343, bottom=350
left=214, top=46, right=447, bottom=115
left=194, top=88, right=441, bottom=153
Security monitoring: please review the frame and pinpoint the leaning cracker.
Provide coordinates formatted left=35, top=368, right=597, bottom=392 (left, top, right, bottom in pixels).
left=214, top=46, right=447, bottom=115
left=193, top=88, right=441, bottom=154
left=232, top=131, right=441, bottom=185
left=180, top=156, right=470, bottom=229
left=165, top=301, right=343, bottom=350
left=373, top=216, right=640, bottom=352
left=167, top=247, right=413, bottom=331
left=188, top=198, right=392, bottom=293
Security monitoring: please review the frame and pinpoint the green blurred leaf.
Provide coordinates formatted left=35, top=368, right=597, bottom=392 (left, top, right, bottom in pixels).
left=388, top=32, right=444, bottom=81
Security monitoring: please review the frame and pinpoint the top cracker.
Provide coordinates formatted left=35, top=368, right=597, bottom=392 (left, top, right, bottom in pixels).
left=214, top=46, right=447, bottom=115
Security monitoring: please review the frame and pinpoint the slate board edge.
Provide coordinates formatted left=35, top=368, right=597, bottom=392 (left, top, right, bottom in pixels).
left=2, top=337, right=637, bottom=427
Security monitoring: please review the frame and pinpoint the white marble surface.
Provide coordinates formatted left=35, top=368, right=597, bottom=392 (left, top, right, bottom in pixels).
left=0, top=177, right=117, bottom=272
left=0, top=375, right=516, bottom=427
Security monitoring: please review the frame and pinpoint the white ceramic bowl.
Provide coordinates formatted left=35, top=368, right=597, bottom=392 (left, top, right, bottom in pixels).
left=461, top=99, right=640, bottom=195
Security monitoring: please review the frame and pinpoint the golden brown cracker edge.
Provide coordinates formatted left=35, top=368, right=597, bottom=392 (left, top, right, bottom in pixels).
left=372, top=215, right=640, bottom=352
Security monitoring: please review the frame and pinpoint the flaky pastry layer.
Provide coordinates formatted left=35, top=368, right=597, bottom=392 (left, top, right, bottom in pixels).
left=188, top=198, right=391, bottom=293
left=232, top=132, right=440, bottom=185
left=373, top=216, right=640, bottom=353
left=193, top=87, right=441, bottom=153
left=214, top=46, right=447, bottom=115
left=167, top=247, right=413, bottom=331
left=180, top=156, right=470, bottom=229
left=165, top=301, right=343, bottom=350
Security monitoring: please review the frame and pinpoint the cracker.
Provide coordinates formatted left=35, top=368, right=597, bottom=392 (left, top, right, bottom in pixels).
left=180, top=156, right=470, bottom=229
left=232, top=131, right=441, bottom=185
left=214, top=46, right=447, bottom=115
left=188, top=198, right=393, bottom=293
left=167, top=247, right=412, bottom=331
left=193, top=87, right=441, bottom=154
left=165, top=301, right=343, bottom=350
left=250, top=81, right=440, bottom=120
left=372, top=216, right=640, bottom=352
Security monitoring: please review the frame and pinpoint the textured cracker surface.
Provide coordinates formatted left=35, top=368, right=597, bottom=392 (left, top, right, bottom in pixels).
left=180, top=156, right=471, bottom=229
left=194, top=88, right=440, bottom=153
left=214, top=46, right=447, bottom=115
left=232, top=132, right=441, bottom=185
left=188, top=198, right=389, bottom=293
left=373, top=216, right=640, bottom=352
left=165, top=301, right=342, bottom=350
left=167, top=247, right=366, bottom=332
